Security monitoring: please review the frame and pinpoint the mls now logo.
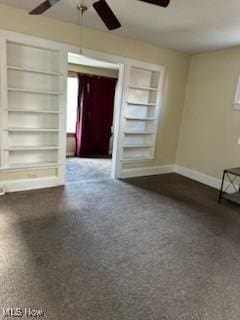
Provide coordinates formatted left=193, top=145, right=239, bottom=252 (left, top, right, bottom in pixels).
left=2, top=308, right=45, bottom=318
left=2, top=308, right=23, bottom=318
left=24, top=308, right=44, bottom=318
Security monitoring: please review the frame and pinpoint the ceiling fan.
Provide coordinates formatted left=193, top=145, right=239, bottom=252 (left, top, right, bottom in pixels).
left=29, top=0, right=171, bottom=31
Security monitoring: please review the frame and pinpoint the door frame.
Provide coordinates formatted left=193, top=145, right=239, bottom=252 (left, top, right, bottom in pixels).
left=67, top=47, right=127, bottom=179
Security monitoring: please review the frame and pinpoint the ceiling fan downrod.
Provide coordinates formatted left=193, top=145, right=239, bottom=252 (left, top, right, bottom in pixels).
left=77, top=4, right=88, bottom=54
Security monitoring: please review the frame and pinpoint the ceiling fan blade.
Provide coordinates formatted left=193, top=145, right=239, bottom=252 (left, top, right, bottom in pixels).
left=93, top=0, right=121, bottom=30
left=29, top=0, right=61, bottom=15
left=138, top=0, right=170, bottom=7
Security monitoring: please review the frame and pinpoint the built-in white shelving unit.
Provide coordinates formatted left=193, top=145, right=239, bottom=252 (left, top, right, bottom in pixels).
left=0, top=31, right=165, bottom=187
left=0, top=34, right=67, bottom=185
left=121, top=65, right=162, bottom=162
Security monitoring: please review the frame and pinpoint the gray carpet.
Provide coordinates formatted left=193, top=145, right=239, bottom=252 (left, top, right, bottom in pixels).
left=65, top=157, right=112, bottom=183
left=0, top=172, right=240, bottom=319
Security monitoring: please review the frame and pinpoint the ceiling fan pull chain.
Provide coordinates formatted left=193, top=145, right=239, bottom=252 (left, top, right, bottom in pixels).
left=77, top=5, right=82, bottom=54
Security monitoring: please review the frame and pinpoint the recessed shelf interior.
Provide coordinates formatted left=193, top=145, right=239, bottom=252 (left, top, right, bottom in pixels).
left=125, top=119, right=154, bottom=132
left=8, top=112, right=59, bottom=130
left=7, top=41, right=60, bottom=74
left=8, top=90, right=59, bottom=112
left=129, top=66, right=160, bottom=90
left=8, top=67, right=59, bottom=93
left=126, top=104, right=155, bottom=119
left=128, top=88, right=157, bottom=105
left=8, top=131, right=58, bottom=147
left=5, top=161, right=59, bottom=170
left=9, top=149, right=58, bottom=167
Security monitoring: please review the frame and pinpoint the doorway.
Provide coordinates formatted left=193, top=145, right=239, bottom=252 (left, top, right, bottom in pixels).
left=65, top=53, right=120, bottom=183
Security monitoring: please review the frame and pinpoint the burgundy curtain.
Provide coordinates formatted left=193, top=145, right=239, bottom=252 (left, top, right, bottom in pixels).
left=75, top=74, right=117, bottom=157
left=75, top=75, right=88, bottom=157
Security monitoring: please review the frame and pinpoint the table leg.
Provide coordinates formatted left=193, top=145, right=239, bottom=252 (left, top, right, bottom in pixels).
left=218, top=171, right=226, bottom=204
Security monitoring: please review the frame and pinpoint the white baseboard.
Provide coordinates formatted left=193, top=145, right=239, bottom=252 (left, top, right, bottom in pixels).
left=0, top=176, right=63, bottom=193
left=175, top=165, right=236, bottom=193
left=174, top=165, right=222, bottom=190
left=66, top=152, right=75, bottom=157
left=0, top=162, right=235, bottom=195
left=121, top=164, right=236, bottom=193
left=121, top=165, right=175, bottom=179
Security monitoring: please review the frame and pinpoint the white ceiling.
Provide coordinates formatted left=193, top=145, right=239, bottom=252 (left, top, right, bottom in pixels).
left=1, top=0, right=240, bottom=53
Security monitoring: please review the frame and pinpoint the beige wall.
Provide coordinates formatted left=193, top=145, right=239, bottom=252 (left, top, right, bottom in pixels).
left=0, top=4, right=190, bottom=173
left=177, top=47, right=240, bottom=179
left=66, top=135, right=75, bottom=157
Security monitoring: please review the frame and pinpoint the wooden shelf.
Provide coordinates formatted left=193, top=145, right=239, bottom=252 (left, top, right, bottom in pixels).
left=6, top=146, right=59, bottom=151
left=7, top=127, right=59, bottom=133
left=124, top=131, right=154, bottom=135
left=125, top=116, right=155, bottom=121
left=7, top=65, right=61, bottom=76
left=127, top=102, right=156, bottom=107
left=123, top=144, right=152, bottom=148
left=8, top=88, right=61, bottom=96
left=129, top=85, right=158, bottom=91
left=121, top=157, right=154, bottom=163
left=6, top=108, right=60, bottom=114
left=4, top=162, right=60, bottom=170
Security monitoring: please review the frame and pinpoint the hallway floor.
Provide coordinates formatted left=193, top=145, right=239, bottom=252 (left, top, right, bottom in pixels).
left=65, top=157, right=112, bottom=183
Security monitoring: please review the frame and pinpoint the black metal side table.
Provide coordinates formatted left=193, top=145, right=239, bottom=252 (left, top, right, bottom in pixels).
left=219, top=167, right=240, bottom=205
